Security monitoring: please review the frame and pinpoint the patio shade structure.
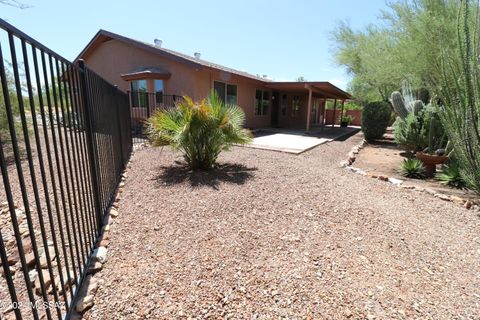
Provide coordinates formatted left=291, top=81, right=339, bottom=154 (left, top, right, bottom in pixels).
left=265, top=82, right=352, bottom=132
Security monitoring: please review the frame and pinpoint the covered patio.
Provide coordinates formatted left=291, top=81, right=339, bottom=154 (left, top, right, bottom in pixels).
left=266, top=82, right=352, bottom=133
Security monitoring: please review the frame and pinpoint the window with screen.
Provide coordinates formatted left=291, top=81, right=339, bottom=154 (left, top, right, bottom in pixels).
left=155, top=79, right=164, bottom=105
left=130, top=80, right=147, bottom=108
left=214, top=81, right=237, bottom=104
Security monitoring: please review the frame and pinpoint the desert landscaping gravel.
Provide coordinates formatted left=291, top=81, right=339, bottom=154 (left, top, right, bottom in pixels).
left=83, top=133, right=480, bottom=319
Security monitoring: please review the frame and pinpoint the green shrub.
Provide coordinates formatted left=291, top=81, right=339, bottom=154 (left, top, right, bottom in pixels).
left=0, top=65, right=22, bottom=143
left=341, top=114, right=354, bottom=124
left=145, top=91, right=253, bottom=170
left=361, top=101, right=391, bottom=141
left=436, top=161, right=467, bottom=189
left=343, top=101, right=363, bottom=111
left=399, top=158, right=426, bottom=179
left=393, top=113, right=426, bottom=151
left=326, top=101, right=362, bottom=110
left=417, top=87, right=430, bottom=105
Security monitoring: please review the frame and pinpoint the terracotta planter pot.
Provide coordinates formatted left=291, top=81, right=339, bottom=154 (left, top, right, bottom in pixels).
left=415, top=152, right=448, bottom=178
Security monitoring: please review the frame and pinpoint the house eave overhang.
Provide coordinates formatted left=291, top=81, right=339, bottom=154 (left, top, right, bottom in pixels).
left=120, top=71, right=171, bottom=81
left=265, top=81, right=352, bottom=100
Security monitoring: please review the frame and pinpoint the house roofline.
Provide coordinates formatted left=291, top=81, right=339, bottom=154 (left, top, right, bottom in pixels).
left=75, top=29, right=269, bottom=82
left=75, top=29, right=204, bottom=69
left=76, top=30, right=352, bottom=100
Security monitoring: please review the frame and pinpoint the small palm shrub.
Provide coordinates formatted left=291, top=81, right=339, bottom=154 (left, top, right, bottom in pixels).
left=145, top=91, right=253, bottom=170
left=399, top=158, right=426, bottom=179
left=361, top=101, right=391, bottom=141
left=436, top=161, right=467, bottom=189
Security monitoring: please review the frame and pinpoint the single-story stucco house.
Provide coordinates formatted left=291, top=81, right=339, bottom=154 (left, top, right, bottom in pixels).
left=76, top=30, right=351, bottom=131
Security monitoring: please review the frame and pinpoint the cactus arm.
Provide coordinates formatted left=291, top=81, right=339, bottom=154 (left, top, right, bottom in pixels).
left=391, top=91, right=409, bottom=119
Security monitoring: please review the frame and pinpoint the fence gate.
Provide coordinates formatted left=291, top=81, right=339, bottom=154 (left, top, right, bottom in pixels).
left=0, top=19, right=132, bottom=319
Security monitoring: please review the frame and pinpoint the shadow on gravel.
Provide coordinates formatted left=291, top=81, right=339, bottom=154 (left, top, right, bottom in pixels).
left=155, top=162, right=257, bottom=189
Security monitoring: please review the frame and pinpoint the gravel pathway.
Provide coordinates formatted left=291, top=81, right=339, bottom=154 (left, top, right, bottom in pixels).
left=84, top=133, right=480, bottom=319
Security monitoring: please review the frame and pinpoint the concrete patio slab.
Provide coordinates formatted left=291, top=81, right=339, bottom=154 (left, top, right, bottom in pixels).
left=243, top=126, right=360, bottom=154
left=248, top=133, right=330, bottom=154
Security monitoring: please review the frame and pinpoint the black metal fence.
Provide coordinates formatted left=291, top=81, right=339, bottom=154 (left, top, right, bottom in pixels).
left=128, top=91, right=182, bottom=144
left=0, top=19, right=131, bottom=320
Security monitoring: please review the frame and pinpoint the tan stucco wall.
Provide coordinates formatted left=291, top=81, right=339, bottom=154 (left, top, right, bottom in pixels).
left=83, top=39, right=197, bottom=97
left=176, top=67, right=272, bottom=128
left=84, top=39, right=276, bottom=128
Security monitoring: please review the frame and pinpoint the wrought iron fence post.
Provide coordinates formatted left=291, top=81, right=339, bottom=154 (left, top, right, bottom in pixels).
left=114, top=85, right=125, bottom=167
left=78, top=59, right=103, bottom=234
left=146, top=92, right=151, bottom=119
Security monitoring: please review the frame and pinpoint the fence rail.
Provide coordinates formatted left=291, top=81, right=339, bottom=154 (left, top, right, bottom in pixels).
left=0, top=18, right=131, bottom=320
left=128, top=91, right=182, bottom=144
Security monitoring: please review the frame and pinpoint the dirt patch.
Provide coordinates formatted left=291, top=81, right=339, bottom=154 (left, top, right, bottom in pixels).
left=83, top=133, right=480, bottom=319
left=354, top=134, right=480, bottom=203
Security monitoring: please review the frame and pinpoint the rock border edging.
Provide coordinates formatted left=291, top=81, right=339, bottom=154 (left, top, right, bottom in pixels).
left=340, top=140, right=479, bottom=211
left=71, top=160, right=131, bottom=318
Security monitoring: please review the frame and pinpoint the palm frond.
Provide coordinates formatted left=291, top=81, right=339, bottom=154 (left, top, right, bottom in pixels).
left=146, top=90, right=252, bottom=170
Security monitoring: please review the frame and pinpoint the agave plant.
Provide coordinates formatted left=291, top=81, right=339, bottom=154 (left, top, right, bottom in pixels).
left=145, top=90, right=253, bottom=170
left=399, top=158, right=426, bottom=179
left=436, top=161, right=467, bottom=189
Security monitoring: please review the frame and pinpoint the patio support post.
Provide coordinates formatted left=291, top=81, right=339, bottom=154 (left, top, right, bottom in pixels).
left=306, top=87, right=313, bottom=133
left=331, top=98, right=337, bottom=128
left=321, top=98, right=326, bottom=132
left=340, top=99, right=345, bottom=123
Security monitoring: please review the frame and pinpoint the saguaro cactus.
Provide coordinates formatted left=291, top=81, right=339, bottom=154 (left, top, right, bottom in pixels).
left=391, top=91, right=409, bottom=119
left=413, top=100, right=425, bottom=115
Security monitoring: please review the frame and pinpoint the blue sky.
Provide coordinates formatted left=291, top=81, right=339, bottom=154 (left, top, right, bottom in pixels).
left=1, top=0, right=388, bottom=90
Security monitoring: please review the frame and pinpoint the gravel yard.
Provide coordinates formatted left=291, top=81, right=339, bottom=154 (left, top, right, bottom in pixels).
left=84, top=133, right=480, bottom=319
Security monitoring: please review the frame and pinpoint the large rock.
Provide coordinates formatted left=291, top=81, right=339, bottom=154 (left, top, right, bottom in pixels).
left=450, top=196, right=466, bottom=205
left=76, top=294, right=94, bottom=313
left=24, top=251, right=37, bottom=268
left=39, top=246, right=57, bottom=268
left=22, top=240, right=32, bottom=253
left=92, top=247, right=107, bottom=263
left=87, top=261, right=103, bottom=275
left=103, top=214, right=113, bottom=226
left=55, top=268, right=76, bottom=294
left=97, top=239, right=110, bottom=248
left=7, top=251, right=20, bottom=266
left=109, top=208, right=119, bottom=218
left=0, top=265, right=16, bottom=277
left=75, top=275, right=98, bottom=312
left=18, top=226, right=29, bottom=236
left=35, top=270, right=53, bottom=294
left=28, top=269, right=38, bottom=283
